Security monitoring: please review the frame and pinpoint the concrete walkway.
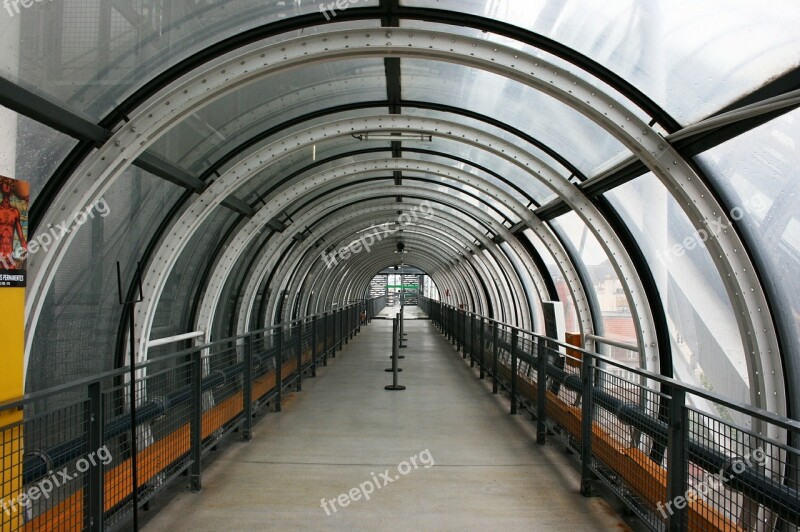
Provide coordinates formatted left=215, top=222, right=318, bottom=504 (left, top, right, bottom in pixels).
left=143, top=312, right=628, bottom=531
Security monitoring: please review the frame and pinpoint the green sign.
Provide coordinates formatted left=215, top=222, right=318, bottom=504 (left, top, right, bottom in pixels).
left=387, top=284, right=419, bottom=290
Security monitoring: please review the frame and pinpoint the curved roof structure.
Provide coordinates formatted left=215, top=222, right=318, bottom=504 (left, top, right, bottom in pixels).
left=2, top=0, right=799, bottom=430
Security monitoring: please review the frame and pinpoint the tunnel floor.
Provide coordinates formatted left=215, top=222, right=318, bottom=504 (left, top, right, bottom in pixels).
left=142, top=311, right=629, bottom=531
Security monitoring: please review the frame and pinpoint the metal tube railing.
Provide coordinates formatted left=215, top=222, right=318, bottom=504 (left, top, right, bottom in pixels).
left=0, top=298, right=382, bottom=531
left=419, top=295, right=800, bottom=530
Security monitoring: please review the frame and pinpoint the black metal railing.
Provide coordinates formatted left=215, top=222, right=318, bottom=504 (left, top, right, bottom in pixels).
left=419, top=296, right=800, bottom=531
left=0, top=297, right=385, bottom=531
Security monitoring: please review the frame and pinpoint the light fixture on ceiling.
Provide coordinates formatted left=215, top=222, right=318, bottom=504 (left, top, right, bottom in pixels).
left=353, top=132, right=433, bottom=142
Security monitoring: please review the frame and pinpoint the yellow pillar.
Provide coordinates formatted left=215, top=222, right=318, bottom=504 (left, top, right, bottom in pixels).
left=0, top=176, right=27, bottom=530
left=0, top=288, right=24, bottom=531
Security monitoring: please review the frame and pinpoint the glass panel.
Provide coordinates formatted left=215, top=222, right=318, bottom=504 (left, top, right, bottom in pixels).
left=8, top=2, right=380, bottom=119
left=694, top=108, right=800, bottom=409
left=0, top=105, right=79, bottom=206
left=402, top=59, right=629, bottom=176
left=550, top=212, right=639, bottom=360
left=400, top=106, right=564, bottom=204
left=235, top=137, right=393, bottom=205
left=480, top=249, right=514, bottom=323
left=152, top=207, right=243, bottom=342
left=400, top=0, right=800, bottom=125
left=199, top=107, right=390, bottom=203
left=400, top=150, right=533, bottom=206
left=212, top=229, right=272, bottom=341
left=150, top=59, right=387, bottom=174
left=400, top=171, right=517, bottom=223
left=401, top=105, right=573, bottom=179
left=605, top=173, right=753, bottom=417
left=398, top=19, right=658, bottom=130
left=500, top=241, right=543, bottom=332
left=403, top=135, right=561, bottom=207
left=524, top=228, right=579, bottom=335
left=27, top=167, right=185, bottom=391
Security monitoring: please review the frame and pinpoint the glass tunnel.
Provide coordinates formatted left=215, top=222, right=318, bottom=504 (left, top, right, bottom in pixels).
left=0, top=1, right=799, bottom=530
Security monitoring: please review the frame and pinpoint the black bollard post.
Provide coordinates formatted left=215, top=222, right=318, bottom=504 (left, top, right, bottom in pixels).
left=399, top=304, right=408, bottom=351
left=386, top=312, right=404, bottom=372
left=385, top=317, right=406, bottom=391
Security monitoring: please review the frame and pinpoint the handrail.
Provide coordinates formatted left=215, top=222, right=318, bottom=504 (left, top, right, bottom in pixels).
left=428, top=299, right=800, bottom=433
left=0, top=298, right=387, bottom=530
left=0, top=302, right=367, bottom=412
left=147, top=331, right=206, bottom=348
left=585, top=333, right=640, bottom=353
left=419, top=295, right=800, bottom=529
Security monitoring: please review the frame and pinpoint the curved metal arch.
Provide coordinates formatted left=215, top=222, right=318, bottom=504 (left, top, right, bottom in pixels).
left=318, top=243, right=482, bottom=318
left=326, top=238, right=486, bottom=315
left=234, top=198, right=505, bottom=332
left=283, top=220, right=500, bottom=323
left=22, top=33, right=641, bottom=375
left=287, top=173, right=518, bottom=226
left=264, top=220, right=472, bottom=325
left=309, top=246, right=467, bottom=316
left=99, top=4, right=678, bottom=134
left=27, top=3, right=672, bottom=226
left=234, top=200, right=509, bottom=334
left=25, top=29, right=778, bottom=415
left=294, top=204, right=499, bottom=318
left=324, top=237, right=488, bottom=316
left=304, top=228, right=486, bottom=316
left=250, top=146, right=541, bottom=217
left=271, top=205, right=509, bottom=329
left=193, top=98, right=585, bottom=186
left=162, top=111, right=612, bottom=358
left=274, top=163, right=551, bottom=316
left=290, top=178, right=557, bottom=319
left=193, top=159, right=560, bottom=339
left=242, top=186, right=532, bottom=331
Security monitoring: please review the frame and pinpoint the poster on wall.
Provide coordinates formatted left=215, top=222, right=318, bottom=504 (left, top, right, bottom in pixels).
left=0, top=175, right=29, bottom=288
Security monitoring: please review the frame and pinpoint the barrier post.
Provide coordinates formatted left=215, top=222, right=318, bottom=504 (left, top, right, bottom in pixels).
left=510, top=329, right=518, bottom=415
left=492, top=322, right=499, bottom=394
left=190, top=349, right=203, bottom=491
left=295, top=320, right=303, bottom=392
left=275, top=324, right=283, bottom=412
left=479, top=317, right=486, bottom=379
left=580, top=354, right=595, bottom=496
left=311, top=316, right=318, bottom=377
left=242, top=335, right=253, bottom=441
left=86, top=381, right=104, bottom=531
left=536, top=337, right=548, bottom=444
left=385, top=317, right=406, bottom=391
left=323, top=313, right=329, bottom=365
left=399, top=304, right=407, bottom=349
left=666, top=388, right=688, bottom=530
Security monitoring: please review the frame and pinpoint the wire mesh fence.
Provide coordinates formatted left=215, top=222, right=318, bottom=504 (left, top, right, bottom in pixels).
left=0, top=300, right=371, bottom=531
left=419, top=296, right=800, bottom=532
